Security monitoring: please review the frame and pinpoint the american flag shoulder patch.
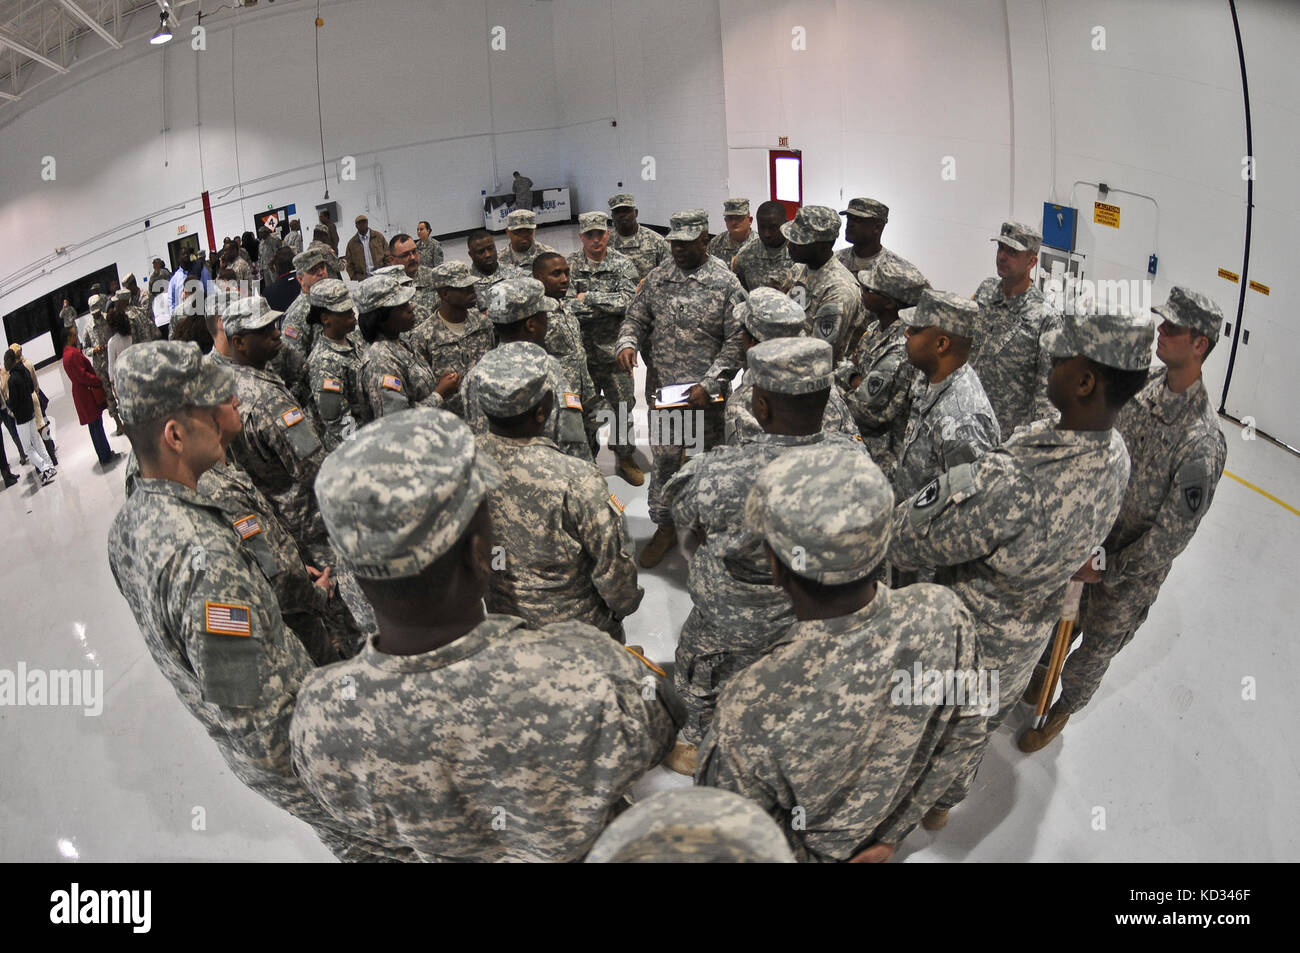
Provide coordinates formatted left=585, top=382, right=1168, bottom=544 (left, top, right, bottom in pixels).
left=609, top=493, right=625, bottom=512
left=232, top=514, right=262, bottom=539
left=564, top=392, right=582, bottom=410
left=322, top=377, right=343, bottom=393
left=205, top=601, right=252, bottom=637
left=283, top=325, right=299, bottom=340
left=280, top=407, right=304, bottom=427
left=382, top=375, right=404, bottom=392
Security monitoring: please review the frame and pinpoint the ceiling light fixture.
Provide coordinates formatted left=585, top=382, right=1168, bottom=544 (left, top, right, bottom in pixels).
left=150, top=10, right=174, bottom=45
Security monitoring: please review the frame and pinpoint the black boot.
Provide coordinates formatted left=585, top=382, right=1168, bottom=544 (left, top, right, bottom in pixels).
left=1, top=465, right=17, bottom=489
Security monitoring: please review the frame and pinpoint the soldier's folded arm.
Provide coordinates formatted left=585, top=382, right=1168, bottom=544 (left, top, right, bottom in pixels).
left=889, top=460, right=1018, bottom=571
left=570, top=477, right=644, bottom=620
left=584, top=270, right=636, bottom=315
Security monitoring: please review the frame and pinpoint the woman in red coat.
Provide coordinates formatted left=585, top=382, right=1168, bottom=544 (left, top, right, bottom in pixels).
left=62, top=326, right=120, bottom=466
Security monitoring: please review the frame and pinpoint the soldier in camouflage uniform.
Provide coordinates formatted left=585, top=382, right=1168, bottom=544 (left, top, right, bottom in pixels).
left=220, top=296, right=334, bottom=570
left=697, top=442, right=989, bottom=862
left=290, top=408, right=684, bottom=862
left=889, top=307, right=1152, bottom=829
left=59, top=298, right=76, bottom=329
left=732, top=200, right=799, bottom=293
left=467, top=229, right=524, bottom=313
left=280, top=247, right=335, bottom=360
left=725, top=288, right=857, bottom=446
left=464, top=278, right=591, bottom=462
left=666, top=338, right=866, bottom=772
left=119, top=276, right=159, bottom=343
left=474, top=344, right=642, bottom=640
left=893, top=290, right=1001, bottom=501
left=86, top=296, right=124, bottom=431
left=839, top=258, right=930, bottom=478
left=304, top=280, right=370, bottom=451
left=566, top=212, right=642, bottom=480
left=608, top=193, right=670, bottom=281
left=107, top=341, right=400, bottom=861
left=708, top=197, right=755, bottom=266
left=533, top=249, right=606, bottom=458
left=407, top=261, right=494, bottom=419
left=356, top=274, right=454, bottom=419
left=1020, top=287, right=1229, bottom=751
left=784, top=205, right=865, bottom=362
left=415, top=220, right=444, bottom=269
left=498, top=209, right=557, bottom=271
left=388, top=233, right=440, bottom=323
left=835, top=198, right=912, bottom=286
left=585, top=787, right=796, bottom=863
left=616, top=209, right=746, bottom=568
left=970, top=221, right=1061, bottom=434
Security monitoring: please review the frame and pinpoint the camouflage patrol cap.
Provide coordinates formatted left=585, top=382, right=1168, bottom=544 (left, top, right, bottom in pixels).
left=222, top=295, right=283, bottom=335
left=292, top=246, right=332, bottom=274
left=88, top=294, right=105, bottom=314
left=608, top=192, right=636, bottom=210
left=355, top=274, right=415, bottom=314
left=485, top=277, right=558, bottom=324
left=112, top=289, right=132, bottom=303
left=722, top=198, right=751, bottom=217
left=307, top=278, right=353, bottom=313
left=781, top=205, right=841, bottom=245
left=741, top=287, right=806, bottom=341
left=371, top=264, right=414, bottom=287
left=578, top=211, right=611, bottom=234
left=910, top=288, right=981, bottom=340
left=585, top=788, right=796, bottom=864
left=840, top=197, right=889, bottom=221
left=474, top=342, right=552, bottom=418
left=505, top=209, right=537, bottom=231
left=315, top=408, right=501, bottom=580
left=1151, top=285, right=1222, bottom=343
left=429, top=260, right=477, bottom=289
left=115, top=341, right=237, bottom=424
left=991, top=221, right=1042, bottom=253
left=665, top=209, right=710, bottom=242
left=862, top=258, right=929, bottom=306
left=748, top=337, right=834, bottom=395
left=1042, top=307, right=1155, bottom=371
left=745, top=442, right=894, bottom=584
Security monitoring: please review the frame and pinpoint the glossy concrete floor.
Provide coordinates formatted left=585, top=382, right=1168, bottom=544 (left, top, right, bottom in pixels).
left=2, top=225, right=1296, bottom=861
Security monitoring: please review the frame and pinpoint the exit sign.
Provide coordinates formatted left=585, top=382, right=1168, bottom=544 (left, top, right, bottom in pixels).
left=778, top=136, right=790, bottom=148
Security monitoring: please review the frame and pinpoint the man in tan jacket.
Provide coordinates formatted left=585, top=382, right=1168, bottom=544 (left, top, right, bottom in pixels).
left=345, top=214, right=388, bottom=279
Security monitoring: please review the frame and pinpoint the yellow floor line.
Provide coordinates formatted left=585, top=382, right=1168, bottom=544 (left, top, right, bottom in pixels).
left=1222, top=469, right=1300, bottom=517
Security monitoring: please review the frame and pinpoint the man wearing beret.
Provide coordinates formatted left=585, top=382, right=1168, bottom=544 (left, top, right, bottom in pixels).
left=784, top=205, right=865, bottom=363
left=1020, top=287, right=1228, bottom=751
left=290, top=409, right=683, bottom=862
left=698, top=442, right=988, bottom=862
left=108, top=341, right=401, bottom=861
left=889, top=307, right=1151, bottom=830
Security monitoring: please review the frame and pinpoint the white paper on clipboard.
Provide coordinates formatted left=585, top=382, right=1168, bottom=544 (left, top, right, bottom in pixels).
left=655, top=383, right=696, bottom=408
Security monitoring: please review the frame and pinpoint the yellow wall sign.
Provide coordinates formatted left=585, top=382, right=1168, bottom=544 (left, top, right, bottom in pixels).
left=1249, top=280, right=1270, bottom=296
left=1093, top=202, right=1121, bottom=228
left=1218, top=268, right=1240, bottom=283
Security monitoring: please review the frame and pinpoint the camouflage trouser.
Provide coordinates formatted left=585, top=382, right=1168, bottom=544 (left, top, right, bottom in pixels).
left=1036, top=575, right=1164, bottom=715
left=92, top=353, right=121, bottom=419
left=647, top=404, right=724, bottom=526
left=673, top=608, right=770, bottom=746
left=582, top=318, right=636, bottom=458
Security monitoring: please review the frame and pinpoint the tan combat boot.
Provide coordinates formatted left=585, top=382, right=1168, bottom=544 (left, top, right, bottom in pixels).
left=922, top=807, right=949, bottom=831
left=664, top=741, right=698, bottom=776
left=1018, top=704, right=1071, bottom=753
left=638, top=524, right=677, bottom=568
left=615, top=455, right=645, bottom=486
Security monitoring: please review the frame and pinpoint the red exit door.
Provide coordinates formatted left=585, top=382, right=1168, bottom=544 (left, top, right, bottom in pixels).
left=769, top=150, right=803, bottom=220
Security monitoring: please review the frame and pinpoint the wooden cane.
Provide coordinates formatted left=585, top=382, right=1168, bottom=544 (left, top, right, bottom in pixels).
left=1033, top=579, right=1085, bottom=729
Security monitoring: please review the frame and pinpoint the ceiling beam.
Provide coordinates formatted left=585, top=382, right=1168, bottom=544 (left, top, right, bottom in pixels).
left=0, top=31, right=71, bottom=75
left=0, top=89, right=19, bottom=102
left=57, top=0, right=124, bottom=50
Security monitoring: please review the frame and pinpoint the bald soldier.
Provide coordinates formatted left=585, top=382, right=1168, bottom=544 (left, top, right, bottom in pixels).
left=465, top=277, right=592, bottom=462
left=108, top=341, right=400, bottom=861
left=893, top=290, right=1000, bottom=502
left=890, top=307, right=1151, bottom=830
left=840, top=258, right=931, bottom=478
left=290, top=409, right=684, bottom=862
left=474, top=343, right=642, bottom=641
left=616, top=209, right=747, bottom=568
left=1020, top=287, right=1228, bottom=751
left=407, top=261, right=494, bottom=419
left=566, top=211, right=643, bottom=482
left=498, top=209, right=557, bottom=271
left=784, top=205, right=865, bottom=363
left=697, top=443, right=989, bottom=863
left=731, top=200, right=799, bottom=293
left=708, top=198, right=755, bottom=266
left=665, top=337, right=867, bottom=772
left=725, top=288, right=857, bottom=446
left=585, top=788, right=795, bottom=863
left=970, top=221, right=1061, bottom=434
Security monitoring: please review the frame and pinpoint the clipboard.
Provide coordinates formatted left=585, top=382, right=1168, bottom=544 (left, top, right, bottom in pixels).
left=654, top=382, right=726, bottom=409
